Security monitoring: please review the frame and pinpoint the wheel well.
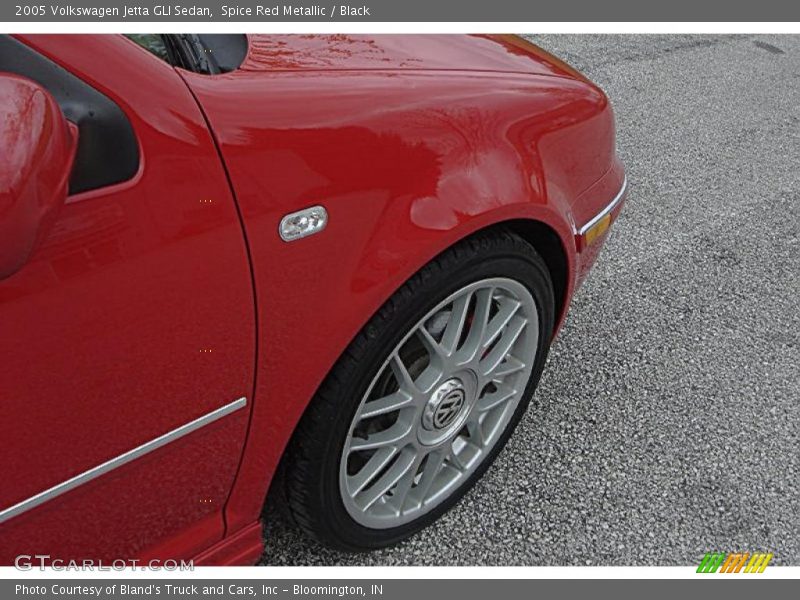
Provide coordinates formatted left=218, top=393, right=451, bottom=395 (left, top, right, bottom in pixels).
left=495, top=219, right=569, bottom=328
left=262, top=217, right=570, bottom=514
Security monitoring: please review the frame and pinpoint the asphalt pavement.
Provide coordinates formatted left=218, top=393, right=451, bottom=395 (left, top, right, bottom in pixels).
left=259, top=34, right=800, bottom=566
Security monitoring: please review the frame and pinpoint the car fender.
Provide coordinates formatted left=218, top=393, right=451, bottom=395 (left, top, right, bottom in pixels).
left=181, top=67, right=609, bottom=535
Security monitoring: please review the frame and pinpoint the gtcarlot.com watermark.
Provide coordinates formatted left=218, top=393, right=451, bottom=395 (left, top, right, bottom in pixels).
left=14, top=555, right=194, bottom=571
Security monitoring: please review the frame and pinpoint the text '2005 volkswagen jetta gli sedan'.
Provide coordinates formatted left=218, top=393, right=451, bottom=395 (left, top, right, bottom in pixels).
left=0, top=34, right=626, bottom=562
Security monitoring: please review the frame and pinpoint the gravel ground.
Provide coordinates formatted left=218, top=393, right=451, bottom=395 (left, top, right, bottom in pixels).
left=259, top=34, right=800, bottom=566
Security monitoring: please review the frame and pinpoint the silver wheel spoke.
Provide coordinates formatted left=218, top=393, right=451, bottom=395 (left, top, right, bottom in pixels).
left=389, top=451, right=426, bottom=513
left=413, top=450, right=446, bottom=506
left=447, top=443, right=468, bottom=473
left=440, top=293, right=472, bottom=355
left=477, top=386, right=517, bottom=413
left=493, top=355, right=526, bottom=379
left=390, top=354, right=418, bottom=394
left=347, top=446, right=398, bottom=495
left=482, top=296, right=521, bottom=351
left=359, top=390, right=413, bottom=419
left=479, top=316, right=527, bottom=376
left=356, top=450, right=417, bottom=511
left=465, top=419, right=486, bottom=448
left=417, top=325, right=447, bottom=364
left=349, top=422, right=411, bottom=452
left=457, top=287, right=494, bottom=363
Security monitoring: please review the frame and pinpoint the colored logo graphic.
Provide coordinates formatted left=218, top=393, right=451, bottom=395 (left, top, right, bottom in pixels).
left=697, top=552, right=773, bottom=573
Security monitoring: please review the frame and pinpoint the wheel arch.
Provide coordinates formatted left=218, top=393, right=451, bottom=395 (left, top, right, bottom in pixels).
left=501, top=218, right=570, bottom=331
left=260, top=212, right=573, bottom=514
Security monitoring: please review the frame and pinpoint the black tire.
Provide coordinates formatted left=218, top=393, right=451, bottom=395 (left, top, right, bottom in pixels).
left=282, top=229, right=555, bottom=551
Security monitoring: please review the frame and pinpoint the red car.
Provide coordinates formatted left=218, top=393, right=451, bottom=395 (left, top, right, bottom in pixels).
left=0, top=34, right=626, bottom=564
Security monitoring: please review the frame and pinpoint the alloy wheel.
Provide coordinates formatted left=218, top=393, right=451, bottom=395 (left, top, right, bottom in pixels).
left=339, top=277, right=539, bottom=529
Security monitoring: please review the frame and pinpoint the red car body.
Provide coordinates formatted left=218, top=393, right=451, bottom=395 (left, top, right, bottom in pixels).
left=0, top=34, right=625, bottom=565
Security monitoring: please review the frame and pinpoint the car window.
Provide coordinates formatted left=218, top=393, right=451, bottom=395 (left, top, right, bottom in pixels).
left=123, top=35, right=247, bottom=74
left=125, top=34, right=170, bottom=62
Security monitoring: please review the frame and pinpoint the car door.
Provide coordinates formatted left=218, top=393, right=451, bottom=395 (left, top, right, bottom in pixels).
left=0, top=35, right=255, bottom=562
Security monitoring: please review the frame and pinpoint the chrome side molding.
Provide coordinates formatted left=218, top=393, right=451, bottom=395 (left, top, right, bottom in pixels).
left=0, top=396, right=247, bottom=525
left=578, top=176, right=628, bottom=236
